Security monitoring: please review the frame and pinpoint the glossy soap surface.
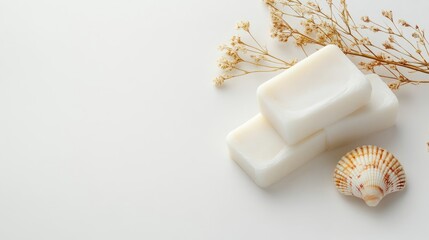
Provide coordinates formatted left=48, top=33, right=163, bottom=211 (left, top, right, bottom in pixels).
left=257, top=45, right=372, bottom=144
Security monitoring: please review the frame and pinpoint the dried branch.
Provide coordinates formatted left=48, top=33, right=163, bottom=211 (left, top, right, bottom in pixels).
left=214, top=0, right=429, bottom=89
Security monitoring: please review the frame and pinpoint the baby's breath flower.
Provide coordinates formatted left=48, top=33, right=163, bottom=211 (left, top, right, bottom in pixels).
left=316, top=32, right=327, bottom=43
left=213, top=76, right=224, bottom=87
left=376, top=52, right=387, bottom=60
left=388, top=82, right=400, bottom=90
left=361, top=16, right=370, bottom=23
left=230, top=35, right=243, bottom=46
left=250, top=54, right=266, bottom=62
left=236, top=21, right=250, bottom=32
left=382, top=10, right=393, bottom=21
left=398, top=19, right=410, bottom=27
left=370, top=26, right=380, bottom=32
left=295, top=35, right=307, bottom=47
left=217, top=57, right=234, bottom=71
left=382, top=41, right=394, bottom=50
left=301, top=19, right=316, bottom=34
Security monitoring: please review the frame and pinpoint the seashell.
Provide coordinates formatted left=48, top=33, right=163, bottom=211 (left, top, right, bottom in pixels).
left=333, top=145, right=406, bottom=207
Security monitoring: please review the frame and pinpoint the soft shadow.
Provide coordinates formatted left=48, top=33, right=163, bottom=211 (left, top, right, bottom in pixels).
left=337, top=186, right=408, bottom=214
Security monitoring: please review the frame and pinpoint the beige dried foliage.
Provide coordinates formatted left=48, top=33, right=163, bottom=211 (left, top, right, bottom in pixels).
left=214, top=0, right=429, bottom=89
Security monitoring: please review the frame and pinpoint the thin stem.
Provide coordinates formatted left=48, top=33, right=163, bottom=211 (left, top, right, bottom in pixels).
left=216, top=0, right=429, bottom=89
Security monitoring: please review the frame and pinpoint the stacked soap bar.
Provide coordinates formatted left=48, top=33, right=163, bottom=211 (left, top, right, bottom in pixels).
left=257, top=45, right=372, bottom=144
left=227, top=45, right=398, bottom=187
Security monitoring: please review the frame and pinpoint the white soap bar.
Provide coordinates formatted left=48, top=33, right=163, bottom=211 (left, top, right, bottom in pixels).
left=257, top=45, right=372, bottom=144
left=227, top=75, right=398, bottom=187
left=227, top=115, right=327, bottom=187
left=325, top=74, right=398, bottom=149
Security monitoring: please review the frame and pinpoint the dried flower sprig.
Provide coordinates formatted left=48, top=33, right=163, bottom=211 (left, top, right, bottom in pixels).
left=214, top=21, right=297, bottom=87
left=215, top=0, right=429, bottom=89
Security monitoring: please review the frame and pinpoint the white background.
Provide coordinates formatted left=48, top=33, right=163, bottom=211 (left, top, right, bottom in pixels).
left=0, top=0, right=429, bottom=239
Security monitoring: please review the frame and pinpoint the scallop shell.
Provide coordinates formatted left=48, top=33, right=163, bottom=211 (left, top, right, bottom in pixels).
left=333, top=145, right=406, bottom=207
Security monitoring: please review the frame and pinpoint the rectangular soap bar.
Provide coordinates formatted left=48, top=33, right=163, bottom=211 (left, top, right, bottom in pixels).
left=325, top=74, right=398, bottom=149
left=227, top=74, right=398, bottom=187
left=227, top=115, right=327, bottom=187
left=257, top=45, right=372, bottom=145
